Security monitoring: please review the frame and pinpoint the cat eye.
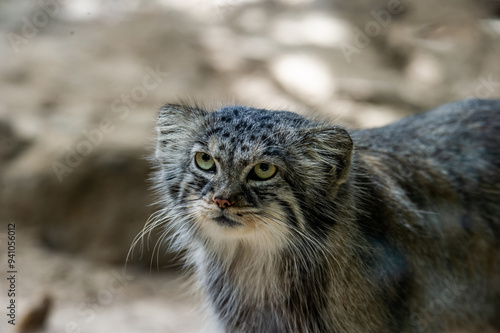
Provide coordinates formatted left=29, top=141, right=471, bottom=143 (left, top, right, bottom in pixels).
left=249, top=163, right=277, bottom=181
left=195, top=152, right=216, bottom=172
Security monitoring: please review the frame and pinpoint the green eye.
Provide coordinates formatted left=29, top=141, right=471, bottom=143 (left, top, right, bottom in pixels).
left=195, top=152, right=216, bottom=172
left=250, top=163, right=277, bottom=181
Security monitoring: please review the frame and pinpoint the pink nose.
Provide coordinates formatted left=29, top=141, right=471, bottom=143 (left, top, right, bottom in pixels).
left=214, top=198, right=231, bottom=209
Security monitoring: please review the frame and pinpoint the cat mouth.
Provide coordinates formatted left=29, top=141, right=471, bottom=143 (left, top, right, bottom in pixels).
left=213, top=216, right=243, bottom=227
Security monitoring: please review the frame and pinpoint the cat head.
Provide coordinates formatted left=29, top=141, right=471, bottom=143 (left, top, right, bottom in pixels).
left=154, top=104, right=353, bottom=250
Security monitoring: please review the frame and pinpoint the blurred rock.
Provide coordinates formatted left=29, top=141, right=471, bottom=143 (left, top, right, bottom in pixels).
left=0, top=145, right=178, bottom=267
left=17, top=293, right=53, bottom=333
left=0, top=119, right=30, bottom=164
left=0, top=104, right=174, bottom=267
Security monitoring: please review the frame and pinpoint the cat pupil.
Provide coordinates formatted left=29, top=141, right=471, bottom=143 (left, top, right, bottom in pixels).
left=202, top=153, right=210, bottom=162
left=260, top=164, right=269, bottom=171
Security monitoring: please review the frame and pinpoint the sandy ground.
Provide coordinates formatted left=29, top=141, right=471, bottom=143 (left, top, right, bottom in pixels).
left=2, top=230, right=218, bottom=333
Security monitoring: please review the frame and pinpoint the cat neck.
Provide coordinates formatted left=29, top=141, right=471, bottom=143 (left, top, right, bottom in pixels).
left=188, top=204, right=379, bottom=332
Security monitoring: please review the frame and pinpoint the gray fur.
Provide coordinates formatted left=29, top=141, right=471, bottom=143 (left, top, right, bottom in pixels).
left=146, top=99, right=500, bottom=333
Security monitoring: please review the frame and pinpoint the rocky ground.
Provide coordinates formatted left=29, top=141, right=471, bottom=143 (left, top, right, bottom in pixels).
left=1, top=0, right=499, bottom=332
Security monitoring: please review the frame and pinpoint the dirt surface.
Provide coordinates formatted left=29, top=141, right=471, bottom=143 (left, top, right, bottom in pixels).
left=1, top=0, right=500, bottom=332
left=2, top=231, right=216, bottom=333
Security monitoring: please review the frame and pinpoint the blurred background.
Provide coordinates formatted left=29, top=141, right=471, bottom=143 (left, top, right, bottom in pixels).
left=1, top=0, right=499, bottom=332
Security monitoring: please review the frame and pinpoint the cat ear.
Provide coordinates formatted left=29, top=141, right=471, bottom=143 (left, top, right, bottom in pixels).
left=157, top=103, right=208, bottom=130
left=304, top=126, right=353, bottom=186
left=156, top=104, right=208, bottom=158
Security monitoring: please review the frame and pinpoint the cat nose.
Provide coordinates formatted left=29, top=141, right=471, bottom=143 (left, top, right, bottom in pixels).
left=214, top=198, right=232, bottom=209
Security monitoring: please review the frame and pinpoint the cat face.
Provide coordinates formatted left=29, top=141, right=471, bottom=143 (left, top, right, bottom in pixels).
left=155, top=104, right=353, bottom=247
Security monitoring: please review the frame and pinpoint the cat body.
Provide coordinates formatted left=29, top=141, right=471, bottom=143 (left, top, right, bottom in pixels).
left=152, top=99, right=500, bottom=333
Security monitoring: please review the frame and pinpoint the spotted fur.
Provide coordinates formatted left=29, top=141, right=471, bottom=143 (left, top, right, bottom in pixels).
left=143, top=99, right=500, bottom=332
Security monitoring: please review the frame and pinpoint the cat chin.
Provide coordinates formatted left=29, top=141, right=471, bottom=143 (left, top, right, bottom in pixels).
left=195, top=217, right=291, bottom=253
left=190, top=205, right=292, bottom=247
left=197, top=224, right=289, bottom=256
left=200, top=216, right=255, bottom=237
left=213, top=216, right=243, bottom=227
